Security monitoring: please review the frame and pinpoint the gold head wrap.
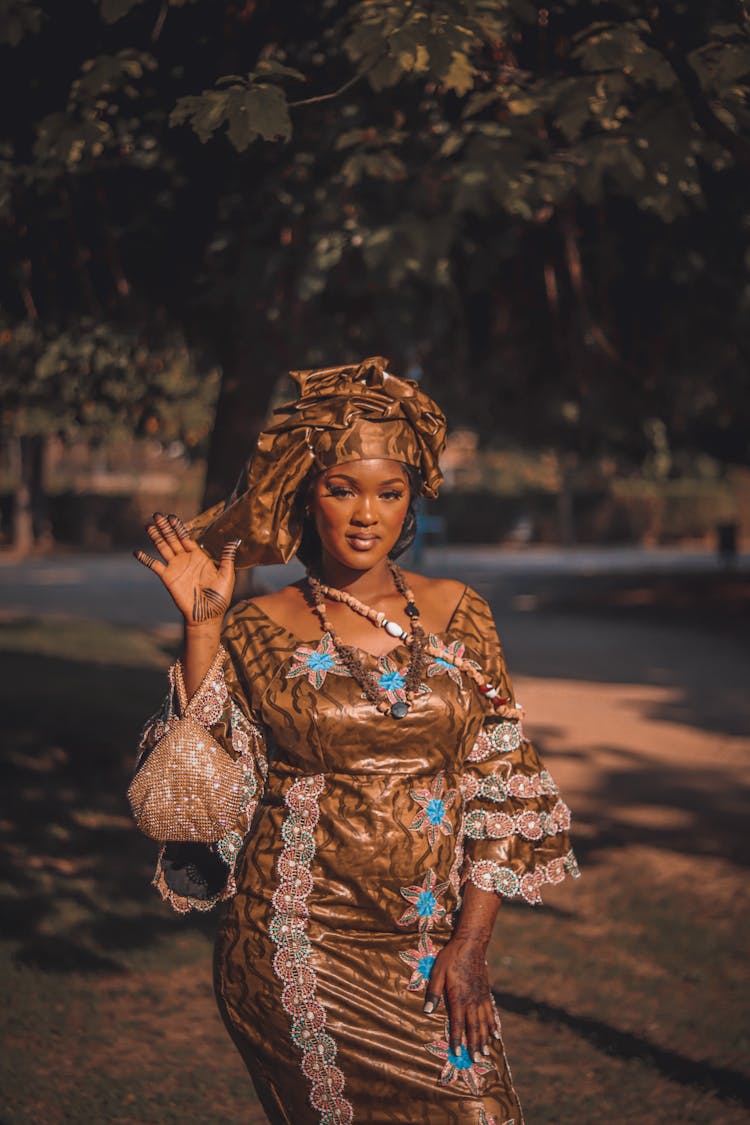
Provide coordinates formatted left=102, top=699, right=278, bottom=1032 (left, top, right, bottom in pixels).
left=187, top=356, right=447, bottom=568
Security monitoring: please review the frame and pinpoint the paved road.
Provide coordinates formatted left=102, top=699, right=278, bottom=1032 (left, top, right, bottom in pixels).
left=1, top=547, right=747, bottom=736
left=0, top=544, right=746, bottom=628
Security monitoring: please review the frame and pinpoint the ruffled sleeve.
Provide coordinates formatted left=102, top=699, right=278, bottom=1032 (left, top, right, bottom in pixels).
left=134, top=624, right=268, bottom=915
left=457, top=588, right=580, bottom=905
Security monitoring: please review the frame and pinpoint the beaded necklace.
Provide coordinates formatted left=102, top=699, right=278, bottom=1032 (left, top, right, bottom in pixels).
left=307, top=564, right=427, bottom=718
left=306, top=562, right=517, bottom=720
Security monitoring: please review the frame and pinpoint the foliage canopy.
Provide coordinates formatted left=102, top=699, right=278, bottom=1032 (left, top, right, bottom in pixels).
left=1, top=0, right=749, bottom=499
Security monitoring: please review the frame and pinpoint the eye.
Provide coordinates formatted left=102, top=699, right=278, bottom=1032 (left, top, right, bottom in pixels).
left=381, top=490, right=406, bottom=501
left=324, top=486, right=354, bottom=498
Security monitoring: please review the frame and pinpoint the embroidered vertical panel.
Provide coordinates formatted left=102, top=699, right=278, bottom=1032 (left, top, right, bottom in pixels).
left=270, top=774, right=354, bottom=1125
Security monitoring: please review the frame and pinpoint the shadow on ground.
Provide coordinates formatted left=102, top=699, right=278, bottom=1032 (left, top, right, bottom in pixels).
left=0, top=643, right=216, bottom=974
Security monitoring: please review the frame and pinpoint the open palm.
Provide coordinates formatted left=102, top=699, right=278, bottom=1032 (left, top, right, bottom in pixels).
left=134, top=512, right=241, bottom=626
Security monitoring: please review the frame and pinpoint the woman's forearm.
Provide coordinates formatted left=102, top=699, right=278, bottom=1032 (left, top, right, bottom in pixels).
left=452, top=880, right=501, bottom=947
left=182, top=620, right=224, bottom=699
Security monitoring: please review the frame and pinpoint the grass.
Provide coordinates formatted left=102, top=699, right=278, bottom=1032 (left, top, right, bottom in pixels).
left=1, top=616, right=748, bottom=1124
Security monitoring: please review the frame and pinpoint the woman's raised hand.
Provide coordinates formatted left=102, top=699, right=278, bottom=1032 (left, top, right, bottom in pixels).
left=134, top=512, right=241, bottom=628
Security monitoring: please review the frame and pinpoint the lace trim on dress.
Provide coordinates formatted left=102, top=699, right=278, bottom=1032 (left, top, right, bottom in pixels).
left=462, top=849, right=581, bottom=905
left=269, top=774, right=354, bottom=1125
left=463, top=799, right=572, bottom=842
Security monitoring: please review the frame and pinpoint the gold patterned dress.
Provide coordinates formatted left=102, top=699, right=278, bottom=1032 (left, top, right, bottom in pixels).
left=136, top=586, right=579, bottom=1125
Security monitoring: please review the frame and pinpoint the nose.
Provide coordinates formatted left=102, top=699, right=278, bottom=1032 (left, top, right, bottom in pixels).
left=350, top=495, right=376, bottom=526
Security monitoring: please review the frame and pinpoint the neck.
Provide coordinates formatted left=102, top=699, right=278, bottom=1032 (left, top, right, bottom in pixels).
left=316, top=553, right=397, bottom=600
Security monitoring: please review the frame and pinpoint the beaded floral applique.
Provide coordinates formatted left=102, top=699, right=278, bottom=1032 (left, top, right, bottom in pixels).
left=374, top=653, right=430, bottom=705
left=286, top=633, right=352, bottom=690
left=396, top=868, right=450, bottom=931
left=270, top=774, right=354, bottom=1125
left=426, top=1028, right=495, bottom=1094
left=464, top=848, right=580, bottom=905
left=408, top=772, right=458, bottom=846
left=425, top=635, right=482, bottom=687
left=398, top=934, right=440, bottom=991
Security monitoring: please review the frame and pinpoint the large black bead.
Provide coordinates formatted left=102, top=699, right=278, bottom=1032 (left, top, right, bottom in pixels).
left=405, top=602, right=420, bottom=618
left=390, top=701, right=410, bottom=719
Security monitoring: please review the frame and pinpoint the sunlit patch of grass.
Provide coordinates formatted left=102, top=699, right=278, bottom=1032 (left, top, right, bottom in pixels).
left=0, top=615, right=176, bottom=668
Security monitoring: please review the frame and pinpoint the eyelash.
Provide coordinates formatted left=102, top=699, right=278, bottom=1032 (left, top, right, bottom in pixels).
left=324, top=487, right=405, bottom=501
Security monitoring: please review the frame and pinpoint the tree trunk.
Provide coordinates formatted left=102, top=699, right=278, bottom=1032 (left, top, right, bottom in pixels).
left=202, top=331, right=288, bottom=510
left=557, top=454, right=577, bottom=547
left=10, top=434, right=50, bottom=555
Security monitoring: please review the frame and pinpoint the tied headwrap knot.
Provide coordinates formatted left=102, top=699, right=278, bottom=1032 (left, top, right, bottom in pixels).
left=187, top=356, right=447, bottom=568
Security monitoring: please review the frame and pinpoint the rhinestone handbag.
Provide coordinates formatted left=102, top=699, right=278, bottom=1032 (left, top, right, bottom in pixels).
left=127, top=647, right=244, bottom=843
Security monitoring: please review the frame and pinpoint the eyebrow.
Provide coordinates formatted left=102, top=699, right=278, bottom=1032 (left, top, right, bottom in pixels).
left=324, top=474, right=407, bottom=487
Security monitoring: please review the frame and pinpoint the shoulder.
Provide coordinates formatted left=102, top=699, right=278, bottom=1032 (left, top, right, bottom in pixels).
left=223, top=583, right=306, bottom=644
left=247, top=582, right=308, bottom=618
left=402, top=576, right=465, bottom=630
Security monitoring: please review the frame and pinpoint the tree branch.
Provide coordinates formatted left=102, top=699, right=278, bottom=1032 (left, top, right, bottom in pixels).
left=288, top=0, right=418, bottom=109
left=151, top=0, right=169, bottom=44
left=646, top=6, right=750, bottom=170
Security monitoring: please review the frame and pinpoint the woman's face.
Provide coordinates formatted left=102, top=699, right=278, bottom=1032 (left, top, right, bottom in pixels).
left=308, top=458, right=412, bottom=571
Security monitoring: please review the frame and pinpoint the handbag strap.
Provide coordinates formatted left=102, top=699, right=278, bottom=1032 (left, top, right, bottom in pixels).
left=172, top=644, right=228, bottom=719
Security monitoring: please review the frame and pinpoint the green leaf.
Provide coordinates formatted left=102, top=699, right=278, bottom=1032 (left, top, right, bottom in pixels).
left=462, top=90, right=502, bottom=119
left=226, top=85, right=291, bottom=150
left=100, top=0, right=146, bottom=24
left=0, top=0, right=42, bottom=46
left=255, top=59, right=306, bottom=83
left=442, top=51, right=476, bottom=96
left=170, top=91, right=229, bottom=144
left=340, top=150, right=406, bottom=186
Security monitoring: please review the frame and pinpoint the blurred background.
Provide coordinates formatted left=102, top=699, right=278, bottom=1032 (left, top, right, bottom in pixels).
left=0, top=2, right=748, bottom=1123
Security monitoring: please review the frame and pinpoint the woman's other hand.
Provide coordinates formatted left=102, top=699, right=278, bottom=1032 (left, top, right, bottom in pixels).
left=134, top=512, right=240, bottom=627
left=423, top=933, right=497, bottom=1062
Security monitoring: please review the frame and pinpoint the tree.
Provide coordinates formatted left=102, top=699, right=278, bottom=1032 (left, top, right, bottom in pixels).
left=1, top=0, right=749, bottom=546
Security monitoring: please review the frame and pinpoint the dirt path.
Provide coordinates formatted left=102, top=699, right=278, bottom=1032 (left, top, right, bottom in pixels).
left=1, top=590, right=748, bottom=1124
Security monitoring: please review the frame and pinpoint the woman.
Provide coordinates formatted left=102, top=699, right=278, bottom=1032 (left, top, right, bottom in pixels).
left=132, top=357, right=579, bottom=1125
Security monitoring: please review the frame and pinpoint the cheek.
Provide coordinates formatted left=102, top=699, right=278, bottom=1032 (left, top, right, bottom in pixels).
left=389, top=499, right=410, bottom=527
left=314, top=500, right=351, bottom=532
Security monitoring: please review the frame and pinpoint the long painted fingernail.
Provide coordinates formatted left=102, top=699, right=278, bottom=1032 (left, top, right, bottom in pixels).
left=423, top=1001, right=434, bottom=1013
left=492, top=1030, right=501, bottom=1039
left=473, top=1050, right=482, bottom=1063
left=482, top=1043, right=491, bottom=1055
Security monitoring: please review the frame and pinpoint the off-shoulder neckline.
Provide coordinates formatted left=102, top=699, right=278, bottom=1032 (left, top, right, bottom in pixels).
left=244, top=582, right=469, bottom=661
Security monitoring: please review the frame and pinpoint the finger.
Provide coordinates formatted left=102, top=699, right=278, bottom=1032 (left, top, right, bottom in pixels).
left=155, top=512, right=182, bottom=548
left=424, top=962, right=445, bottom=1014
left=447, top=994, right=465, bottom=1056
left=476, top=1003, right=491, bottom=1057
left=152, top=513, right=178, bottom=557
left=133, top=548, right=165, bottom=577
left=423, top=990, right=441, bottom=1015
left=217, top=538, right=242, bottom=579
left=479, top=999, right=494, bottom=1048
left=465, top=1006, right=482, bottom=1061
left=167, top=513, right=196, bottom=548
left=145, top=522, right=175, bottom=561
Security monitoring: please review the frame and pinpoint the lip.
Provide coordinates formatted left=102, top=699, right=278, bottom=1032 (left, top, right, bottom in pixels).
left=346, top=534, right=380, bottom=550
